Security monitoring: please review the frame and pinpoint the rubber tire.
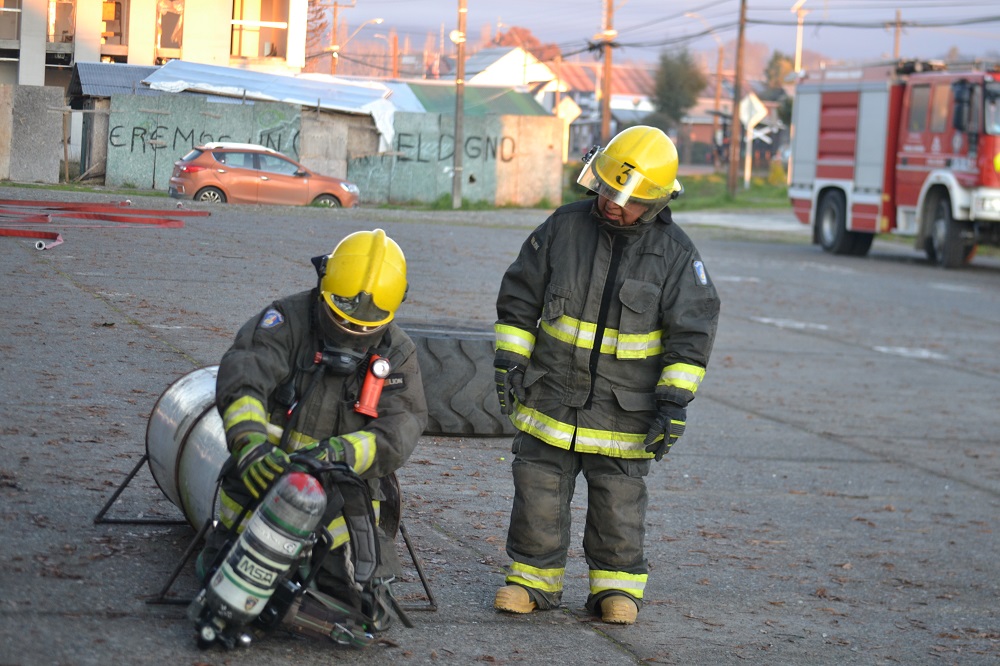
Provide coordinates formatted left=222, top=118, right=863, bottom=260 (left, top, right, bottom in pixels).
left=194, top=187, right=227, bottom=204
left=403, top=327, right=515, bottom=437
left=849, top=232, right=874, bottom=257
left=926, top=198, right=974, bottom=269
left=817, top=191, right=857, bottom=255
left=313, top=194, right=342, bottom=208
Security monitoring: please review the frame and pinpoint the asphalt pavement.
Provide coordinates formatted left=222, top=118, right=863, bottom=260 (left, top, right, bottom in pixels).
left=0, top=189, right=997, bottom=665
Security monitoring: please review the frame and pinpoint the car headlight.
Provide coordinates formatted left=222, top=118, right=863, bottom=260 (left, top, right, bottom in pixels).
left=340, top=181, right=360, bottom=194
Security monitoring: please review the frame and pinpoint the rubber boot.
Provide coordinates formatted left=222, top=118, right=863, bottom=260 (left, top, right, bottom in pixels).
left=494, top=585, right=537, bottom=614
left=600, top=595, right=637, bottom=624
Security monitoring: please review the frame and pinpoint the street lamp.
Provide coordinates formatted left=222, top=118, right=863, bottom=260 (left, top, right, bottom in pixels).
left=790, top=0, right=809, bottom=74
left=329, top=17, right=383, bottom=74
left=373, top=33, right=390, bottom=75
left=685, top=12, right=725, bottom=171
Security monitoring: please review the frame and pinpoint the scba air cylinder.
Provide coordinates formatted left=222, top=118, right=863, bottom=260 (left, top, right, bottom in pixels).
left=191, top=471, right=327, bottom=648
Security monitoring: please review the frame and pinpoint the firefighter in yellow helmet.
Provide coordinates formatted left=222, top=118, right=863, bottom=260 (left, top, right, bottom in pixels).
left=493, top=126, right=720, bottom=624
left=197, top=229, right=428, bottom=631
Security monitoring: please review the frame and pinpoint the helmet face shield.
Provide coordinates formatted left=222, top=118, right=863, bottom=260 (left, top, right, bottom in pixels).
left=323, top=291, right=391, bottom=331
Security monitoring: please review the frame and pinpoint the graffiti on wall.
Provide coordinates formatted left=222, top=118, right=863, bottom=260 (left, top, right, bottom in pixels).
left=393, top=132, right=516, bottom=163
left=105, top=98, right=301, bottom=189
left=108, top=124, right=300, bottom=156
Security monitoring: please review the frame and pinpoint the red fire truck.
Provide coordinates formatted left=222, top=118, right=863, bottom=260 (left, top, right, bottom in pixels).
left=788, top=60, right=1000, bottom=268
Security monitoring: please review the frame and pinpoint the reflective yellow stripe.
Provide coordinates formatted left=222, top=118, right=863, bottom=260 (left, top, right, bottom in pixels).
left=589, top=569, right=647, bottom=599
left=657, top=362, right=705, bottom=394
left=327, top=515, right=350, bottom=549
left=327, top=499, right=381, bottom=549
left=541, top=315, right=662, bottom=359
left=511, top=405, right=653, bottom=459
left=343, top=431, right=376, bottom=474
left=219, top=489, right=248, bottom=531
left=511, top=404, right=575, bottom=449
left=507, top=562, right=565, bottom=593
left=285, top=429, right=319, bottom=450
left=575, top=427, right=649, bottom=457
left=495, top=323, right=536, bottom=357
left=222, top=396, right=268, bottom=432
left=617, top=331, right=663, bottom=359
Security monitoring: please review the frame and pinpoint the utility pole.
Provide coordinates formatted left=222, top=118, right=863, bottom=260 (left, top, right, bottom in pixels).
left=726, top=0, right=747, bottom=198
left=391, top=33, right=399, bottom=78
left=894, top=9, right=901, bottom=59
left=451, top=0, right=467, bottom=209
left=600, top=0, right=614, bottom=145
left=328, top=1, right=356, bottom=76
left=713, top=44, right=723, bottom=171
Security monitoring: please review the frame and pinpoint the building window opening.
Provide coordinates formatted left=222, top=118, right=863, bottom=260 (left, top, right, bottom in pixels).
left=232, top=0, right=288, bottom=59
left=157, top=0, right=183, bottom=50
left=48, top=0, right=75, bottom=43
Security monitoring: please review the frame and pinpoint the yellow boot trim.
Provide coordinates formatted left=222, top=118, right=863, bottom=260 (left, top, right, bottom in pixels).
left=494, top=585, right=536, bottom=614
left=600, top=595, right=638, bottom=625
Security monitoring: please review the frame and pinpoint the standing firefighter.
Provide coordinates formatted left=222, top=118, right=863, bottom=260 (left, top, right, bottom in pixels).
left=492, top=126, right=721, bottom=624
left=196, top=229, right=428, bottom=634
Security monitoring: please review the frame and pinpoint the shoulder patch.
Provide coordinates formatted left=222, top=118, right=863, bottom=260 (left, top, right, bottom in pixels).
left=259, top=308, right=285, bottom=329
left=692, top=260, right=709, bottom=286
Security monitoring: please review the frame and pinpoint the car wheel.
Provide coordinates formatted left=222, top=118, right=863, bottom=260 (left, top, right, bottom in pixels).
left=194, top=187, right=227, bottom=204
left=313, top=194, right=342, bottom=208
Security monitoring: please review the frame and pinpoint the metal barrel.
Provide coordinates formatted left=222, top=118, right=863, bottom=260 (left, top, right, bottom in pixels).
left=145, top=366, right=228, bottom=529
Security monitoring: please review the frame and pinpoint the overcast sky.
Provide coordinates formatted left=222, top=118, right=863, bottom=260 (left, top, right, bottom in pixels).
left=345, top=0, right=1000, bottom=67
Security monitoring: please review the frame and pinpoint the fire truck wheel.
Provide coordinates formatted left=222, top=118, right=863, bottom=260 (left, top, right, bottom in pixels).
left=927, top=198, right=975, bottom=269
left=817, top=191, right=857, bottom=255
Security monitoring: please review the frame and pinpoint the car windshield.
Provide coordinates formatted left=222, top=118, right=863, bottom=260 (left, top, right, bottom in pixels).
left=986, top=83, right=1000, bottom=136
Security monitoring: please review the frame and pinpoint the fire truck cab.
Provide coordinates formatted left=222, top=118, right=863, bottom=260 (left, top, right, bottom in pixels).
left=788, top=60, right=1000, bottom=268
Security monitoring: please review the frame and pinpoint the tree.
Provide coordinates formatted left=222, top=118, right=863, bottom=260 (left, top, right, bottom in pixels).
left=645, top=49, right=707, bottom=132
left=761, top=51, right=794, bottom=102
left=494, top=26, right=560, bottom=62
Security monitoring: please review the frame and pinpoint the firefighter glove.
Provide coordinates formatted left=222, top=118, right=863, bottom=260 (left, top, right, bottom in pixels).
left=643, top=402, right=686, bottom=461
left=494, top=363, right=526, bottom=415
left=299, top=437, right=346, bottom=463
left=236, top=434, right=291, bottom=500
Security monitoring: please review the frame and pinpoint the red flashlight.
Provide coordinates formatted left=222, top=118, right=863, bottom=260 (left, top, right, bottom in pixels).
left=355, top=355, right=391, bottom=417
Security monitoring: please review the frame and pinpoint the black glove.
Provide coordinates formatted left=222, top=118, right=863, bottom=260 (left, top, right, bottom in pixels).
left=643, top=402, right=686, bottom=461
left=298, top=437, right=346, bottom=463
left=236, top=434, right=291, bottom=499
left=494, top=363, right=526, bottom=415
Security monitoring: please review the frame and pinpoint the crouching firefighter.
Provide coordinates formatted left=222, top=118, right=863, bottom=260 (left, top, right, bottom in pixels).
left=190, top=229, right=429, bottom=649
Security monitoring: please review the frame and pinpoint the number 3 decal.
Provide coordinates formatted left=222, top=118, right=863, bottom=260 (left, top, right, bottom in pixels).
left=616, top=161, right=636, bottom=186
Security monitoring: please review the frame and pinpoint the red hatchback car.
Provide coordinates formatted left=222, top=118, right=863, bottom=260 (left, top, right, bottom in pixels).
left=168, top=142, right=360, bottom=208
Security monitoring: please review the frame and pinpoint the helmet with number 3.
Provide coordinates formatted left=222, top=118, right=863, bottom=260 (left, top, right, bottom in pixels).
left=577, top=125, right=682, bottom=221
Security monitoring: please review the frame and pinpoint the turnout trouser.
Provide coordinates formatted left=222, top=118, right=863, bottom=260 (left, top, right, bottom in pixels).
left=504, top=431, right=651, bottom=611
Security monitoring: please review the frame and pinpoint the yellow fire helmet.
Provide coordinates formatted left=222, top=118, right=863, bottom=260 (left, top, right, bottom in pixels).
left=577, top=125, right=682, bottom=221
left=319, top=229, right=407, bottom=331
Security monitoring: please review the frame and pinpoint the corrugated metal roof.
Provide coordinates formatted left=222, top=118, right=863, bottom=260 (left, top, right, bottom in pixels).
left=143, top=60, right=389, bottom=115
left=68, top=62, right=163, bottom=107
left=405, top=82, right=550, bottom=116
left=461, top=47, right=520, bottom=78
left=557, top=61, right=655, bottom=97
